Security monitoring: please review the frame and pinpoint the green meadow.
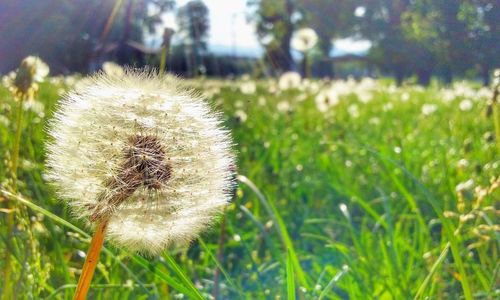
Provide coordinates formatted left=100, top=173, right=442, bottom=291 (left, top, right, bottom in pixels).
left=0, top=75, right=498, bottom=299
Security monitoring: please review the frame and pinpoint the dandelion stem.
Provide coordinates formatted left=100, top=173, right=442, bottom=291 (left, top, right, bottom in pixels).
left=302, top=52, right=310, bottom=78
left=73, top=219, right=108, bottom=300
left=212, top=210, right=226, bottom=299
left=160, top=46, right=168, bottom=74
left=11, top=95, right=25, bottom=181
left=491, top=79, right=500, bottom=153
left=2, top=93, right=26, bottom=300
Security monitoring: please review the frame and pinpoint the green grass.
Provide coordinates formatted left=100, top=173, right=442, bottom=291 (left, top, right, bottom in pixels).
left=0, top=76, right=499, bottom=299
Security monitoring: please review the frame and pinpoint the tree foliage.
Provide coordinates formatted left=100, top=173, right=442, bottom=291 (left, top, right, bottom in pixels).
left=247, top=0, right=298, bottom=73
left=356, top=0, right=499, bottom=85
left=176, top=0, right=210, bottom=77
left=0, top=0, right=174, bottom=73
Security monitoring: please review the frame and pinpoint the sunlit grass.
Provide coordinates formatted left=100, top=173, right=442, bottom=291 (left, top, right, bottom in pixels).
left=0, top=75, right=498, bottom=299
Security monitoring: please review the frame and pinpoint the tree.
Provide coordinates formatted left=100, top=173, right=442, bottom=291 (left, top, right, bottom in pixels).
left=247, top=0, right=298, bottom=74
left=430, top=0, right=473, bottom=83
left=0, top=0, right=174, bottom=73
left=297, top=0, right=359, bottom=77
left=357, top=0, right=414, bottom=85
left=176, top=0, right=210, bottom=77
left=460, top=0, right=500, bottom=85
left=400, top=0, right=440, bottom=85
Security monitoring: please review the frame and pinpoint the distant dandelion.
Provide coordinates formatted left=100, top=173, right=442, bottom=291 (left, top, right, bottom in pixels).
left=348, top=104, right=360, bottom=118
left=276, top=100, right=291, bottom=112
left=240, top=81, right=256, bottom=94
left=46, top=70, right=235, bottom=254
left=291, top=28, right=318, bottom=52
left=315, top=89, right=339, bottom=112
left=234, top=109, right=248, bottom=123
left=102, top=61, right=124, bottom=77
left=459, top=99, right=473, bottom=111
left=278, top=72, right=302, bottom=90
left=5, top=56, right=49, bottom=99
left=421, top=104, right=437, bottom=116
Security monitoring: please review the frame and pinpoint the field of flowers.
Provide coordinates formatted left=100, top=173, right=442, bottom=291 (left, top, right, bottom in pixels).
left=0, top=63, right=499, bottom=299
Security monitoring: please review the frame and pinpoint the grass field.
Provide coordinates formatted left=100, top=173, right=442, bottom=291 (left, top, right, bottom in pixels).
left=0, top=73, right=499, bottom=299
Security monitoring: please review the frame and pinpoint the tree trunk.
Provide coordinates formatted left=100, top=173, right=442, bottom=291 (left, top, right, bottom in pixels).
left=443, top=66, right=453, bottom=85
left=481, top=65, right=490, bottom=86
left=395, top=70, right=404, bottom=86
left=417, top=69, right=432, bottom=86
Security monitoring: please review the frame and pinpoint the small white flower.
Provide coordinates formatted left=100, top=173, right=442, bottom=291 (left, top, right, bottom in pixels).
left=6, top=56, right=49, bottom=98
left=46, top=70, right=236, bottom=254
left=455, top=179, right=474, bottom=193
left=278, top=72, right=302, bottom=90
left=102, top=61, right=124, bottom=77
left=382, top=103, right=393, bottom=111
left=401, top=92, right=410, bottom=102
left=315, top=89, right=339, bottom=112
left=276, top=100, right=291, bottom=112
left=457, top=159, right=469, bottom=168
left=291, top=28, right=318, bottom=52
left=421, top=104, right=437, bottom=116
left=240, top=81, right=256, bottom=94
left=459, top=99, right=473, bottom=111
left=234, top=109, right=248, bottom=123
left=348, top=104, right=360, bottom=118
left=23, top=56, right=50, bottom=82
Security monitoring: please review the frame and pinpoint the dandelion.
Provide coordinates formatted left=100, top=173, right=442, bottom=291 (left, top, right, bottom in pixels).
left=102, top=61, right=124, bottom=77
left=291, top=28, right=318, bottom=78
left=3, top=56, right=49, bottom=300
left=401, top=92, right=410, bottom=102
left=240, top=81, right=256, bottom=94
left=382, top=103, right=393, bottom=111
left=456, top=179, right=474, bottom=193
left=291, top=28, right=318, bottom=52
left=421, top=104, right=437, bottom=116
left=348, top=104, right=360, bottom=118
left=4, top=56, right=49, bottom=99
left=276, top=100, right=291, bottom=112
left=356, top=91, right=373, bottom=103
left=315, top=89, right=339, bottom=112
left=234, top=109, right=248, bottom=123
left=278, top=72, right=301, bottom=90
left=459, top=99, right=473, bottom=111
left=457, top=159, right=469, bottom=169
left=45, top=70, right=235, bottom=298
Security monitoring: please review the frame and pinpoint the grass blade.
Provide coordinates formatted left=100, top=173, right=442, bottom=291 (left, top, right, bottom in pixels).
left=198, top=238, right=243, bottom=297
left=414, top=242, right=450, bottom=300
left=0, top=189, right=196, bottom=298
left=317, top=266, right=349, bottom=300
left=163, top=253, right=205, bottom=300
left=238, top=175, right=310, bottom=288
left=286, top=248, right=296, bottom=300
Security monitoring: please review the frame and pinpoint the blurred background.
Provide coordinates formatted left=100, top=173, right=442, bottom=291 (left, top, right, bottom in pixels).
left=1, top=1, right=500, bottom=299
left=1, top=0, right=498, bottom=84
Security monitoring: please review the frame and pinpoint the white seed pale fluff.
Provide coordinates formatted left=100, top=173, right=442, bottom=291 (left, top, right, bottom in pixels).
left=46, top=70, right=235, bottom=254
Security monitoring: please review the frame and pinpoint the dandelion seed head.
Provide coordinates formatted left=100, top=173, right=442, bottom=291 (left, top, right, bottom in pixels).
left=5, top=56, right=49, bottom=99
left=102, top=61, right=125, bottom=77
left=46, top=70, right=236, bottom=254
left=291, top=28, right=318, bottom=52
left=459, top=99, right=473, bottom=111
left=421, top=103, right=437, bottom=116
left=315, top=88, right=339, bottom=112
left=278, top=71, right=302, bottom=90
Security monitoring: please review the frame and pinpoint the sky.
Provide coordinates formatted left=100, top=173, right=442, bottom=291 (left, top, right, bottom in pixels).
left=153, top=0, right=371, bottom=57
